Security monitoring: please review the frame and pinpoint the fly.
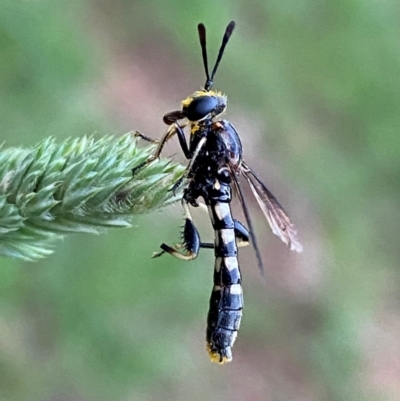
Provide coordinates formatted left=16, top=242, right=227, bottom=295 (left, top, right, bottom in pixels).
left=134, top=21, right=302, bottom=364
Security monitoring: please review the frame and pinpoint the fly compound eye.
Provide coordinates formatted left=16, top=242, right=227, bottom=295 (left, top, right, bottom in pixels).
left=184, top=96, right=218, bottom=121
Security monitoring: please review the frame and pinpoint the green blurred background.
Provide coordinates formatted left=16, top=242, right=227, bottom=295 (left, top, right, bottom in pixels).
left=1, top=1, right=399, bottom=400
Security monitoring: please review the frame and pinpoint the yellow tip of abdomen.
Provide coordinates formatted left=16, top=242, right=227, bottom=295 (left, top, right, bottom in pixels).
left=206, top=343, right=232, bottom=364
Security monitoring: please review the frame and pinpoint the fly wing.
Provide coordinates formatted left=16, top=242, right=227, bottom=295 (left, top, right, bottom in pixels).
left=230, top=170, right=266, bottom=277
left=241, top=162, right=302, bottom=253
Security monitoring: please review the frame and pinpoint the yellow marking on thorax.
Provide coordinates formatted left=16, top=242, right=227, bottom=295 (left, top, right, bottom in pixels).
left=190, top=124, right=201, bottom=136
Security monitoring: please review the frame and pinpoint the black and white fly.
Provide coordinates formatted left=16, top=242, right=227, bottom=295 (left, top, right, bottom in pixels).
left=135, top=21, right=302, bottom=364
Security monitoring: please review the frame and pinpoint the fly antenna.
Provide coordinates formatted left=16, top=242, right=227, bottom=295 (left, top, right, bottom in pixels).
left=197, top=23, right=211, bottom=88
left=210, top=21, right=235, bottom=83
left=199, top=21, right=236, bottom=91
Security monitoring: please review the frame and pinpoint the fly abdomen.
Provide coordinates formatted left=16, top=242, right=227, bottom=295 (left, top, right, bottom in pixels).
left=206, top=282, right=243, bottom=364
left=206, top=197, right=243, bottom=364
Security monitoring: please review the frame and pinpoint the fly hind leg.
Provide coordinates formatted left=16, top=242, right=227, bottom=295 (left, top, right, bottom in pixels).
left=196, top=202, right=250, bottom=248
left=153, top=218, right=201, bottom=260
left=198, top=219, right=250, bottom=249
left=152, top=201, right=201, bottom=260
left=152, top=200, right=250, bottom=259
left=233, top=220, right=250, bottom=248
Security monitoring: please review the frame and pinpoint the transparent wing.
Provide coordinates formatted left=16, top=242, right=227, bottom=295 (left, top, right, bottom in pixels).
left=230, top=171, right=266, bottom=277
left=241, top=162, right=302, bottom=253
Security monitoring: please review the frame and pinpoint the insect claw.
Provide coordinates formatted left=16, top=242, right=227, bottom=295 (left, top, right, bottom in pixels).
left=132, top=131, right=159, bottom=144
left=152, top=250, right=165, bottom=258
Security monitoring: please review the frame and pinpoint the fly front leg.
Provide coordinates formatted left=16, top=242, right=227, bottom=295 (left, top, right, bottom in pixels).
left=132, top=131, right=160, bottom=144
left=152, top=200, right=201, bottom=260
left=132, top=122, right=191, bottom=175
left=170, top=135, right=208, bottom=194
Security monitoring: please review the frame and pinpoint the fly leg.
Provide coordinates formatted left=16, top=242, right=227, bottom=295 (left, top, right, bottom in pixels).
left=233, top=220, right=250, bottom=248
left=170, top=135, right=208, bottom=194
left=132, top=122, right=190, bottom=175
left=132, top=131, right=159, bottom=144
left=152, top=200, right=201, bottom=260
left=152, top=215, right=250, bottom=259
left=198, top=219, right=250, bottom=249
